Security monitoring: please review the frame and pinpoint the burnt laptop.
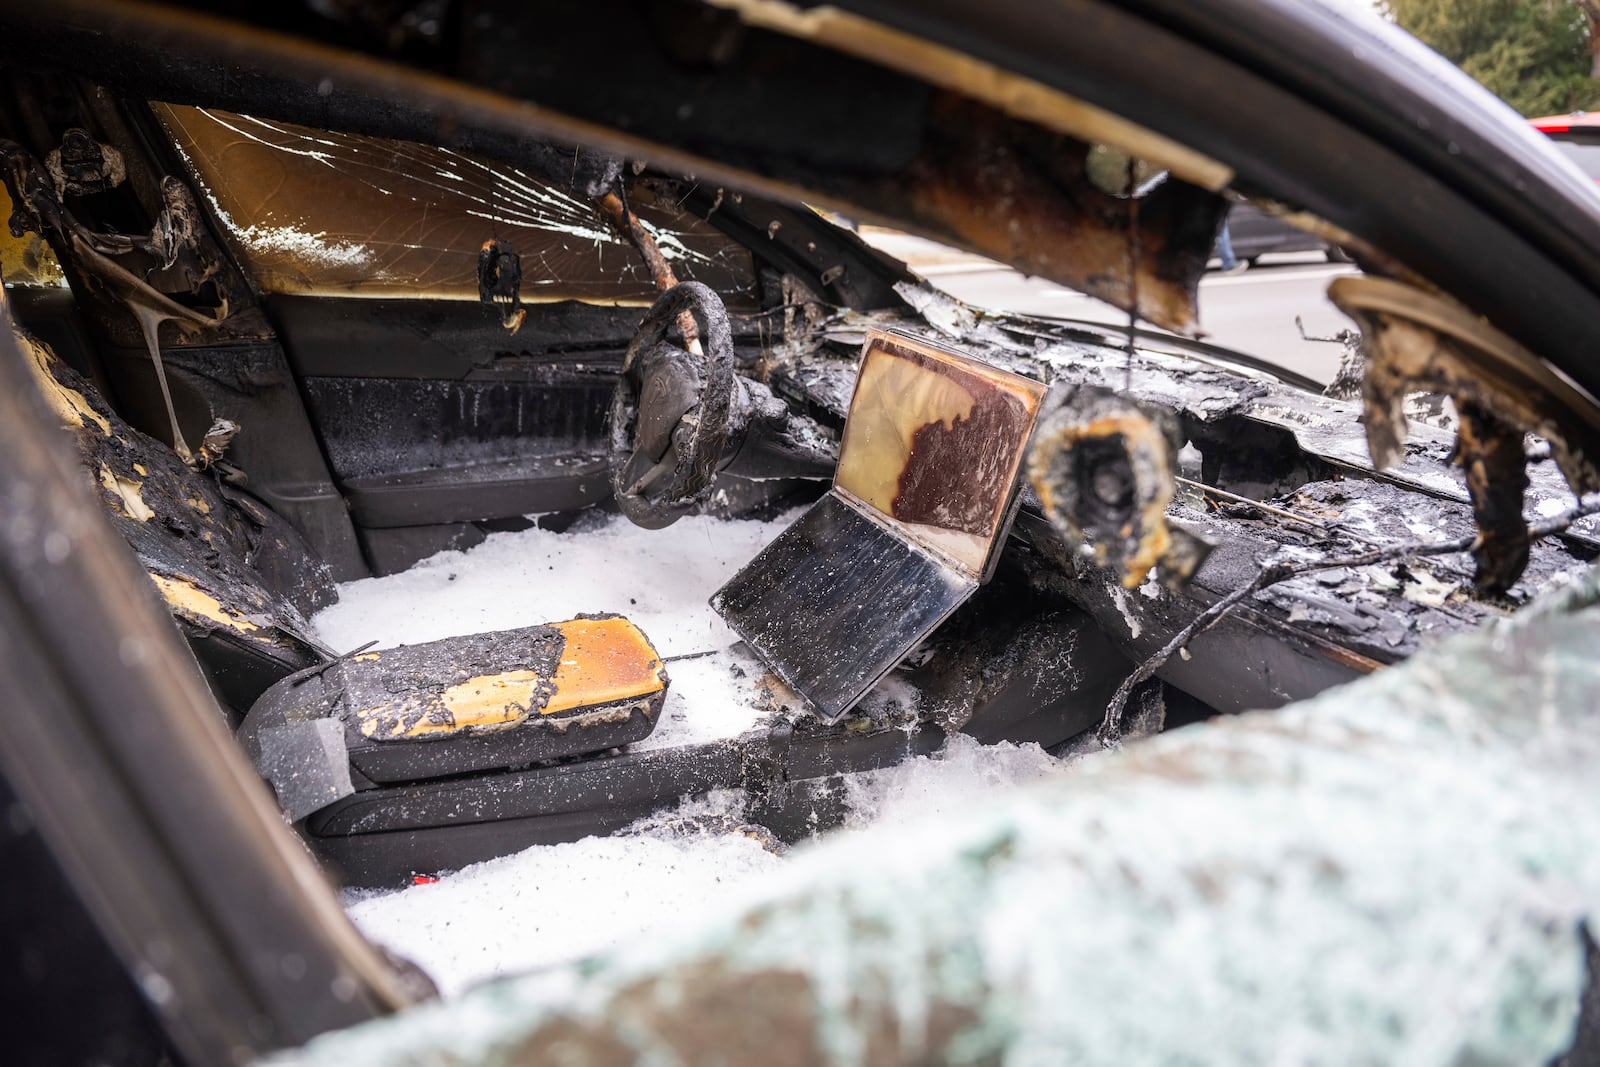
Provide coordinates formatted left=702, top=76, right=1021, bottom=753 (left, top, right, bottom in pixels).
left=711, top=328, right=1047, bottom=722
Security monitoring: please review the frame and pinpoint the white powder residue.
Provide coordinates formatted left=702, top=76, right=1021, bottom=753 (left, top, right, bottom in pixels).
left=1533, top=495, right=1574, bottom=520
left=170, top=123, right=372, bottom=270
left=316, top=508, right=1081, bottom=998
left=1110, top=584, right=1143, bottom=640
left=345, top=819, right=783, bottom=997
left=856, top=672, right=922, bottom=718
left=344, top=734, right=1066, bottom=996
left=1403, top=517, right=1441, bottom=539
left=185, top=163, right=372, bottom=270
left=838, top=733, right=1070, bottom=831
left=313, top=511, right=798, bottom=750
left=315, top=511, right=792, bottom=657
left=232, top=222, right=373, bottom=268
left=631, top=649, right=775, bottom=751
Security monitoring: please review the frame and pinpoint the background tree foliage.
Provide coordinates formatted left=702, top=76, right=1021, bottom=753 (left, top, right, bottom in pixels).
left=1385, top=0, right=1600, bottom=115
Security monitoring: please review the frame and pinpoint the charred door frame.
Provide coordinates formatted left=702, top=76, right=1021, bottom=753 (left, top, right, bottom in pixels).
left=0, top=300, right=424, bottom=1062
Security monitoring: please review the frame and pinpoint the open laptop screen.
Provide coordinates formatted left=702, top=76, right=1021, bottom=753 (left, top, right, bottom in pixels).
left=834, top=331, right=1046, bottom=577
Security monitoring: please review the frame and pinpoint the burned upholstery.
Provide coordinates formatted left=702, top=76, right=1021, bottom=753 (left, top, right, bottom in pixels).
left=240, top=615, right=668, bottom=820
left=15, top=319, right=331, bottom=713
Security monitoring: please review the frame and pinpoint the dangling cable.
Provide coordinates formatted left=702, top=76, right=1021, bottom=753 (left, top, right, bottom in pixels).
left=1123, top=154, right=1140, bottom=394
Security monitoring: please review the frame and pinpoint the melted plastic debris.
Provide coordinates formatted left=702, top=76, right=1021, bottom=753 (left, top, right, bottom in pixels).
left=313, top=511, right=795, bottom=750
left=282, top=571, right=1600, bottom=1067
left=341, top=735, right=1067, bottom=996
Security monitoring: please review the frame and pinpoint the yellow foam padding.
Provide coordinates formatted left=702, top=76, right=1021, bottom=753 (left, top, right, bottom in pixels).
left=353, top=617, right=666, bottom=739
left=419, top=670, right=546, bottom=736
left=544, top=616, right=666, bottom=714
left=149, top=572, right=259, bottom=633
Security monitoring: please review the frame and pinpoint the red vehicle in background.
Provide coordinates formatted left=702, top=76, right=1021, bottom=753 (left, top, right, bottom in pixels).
left=1531, top=111, right=1600, bottom=180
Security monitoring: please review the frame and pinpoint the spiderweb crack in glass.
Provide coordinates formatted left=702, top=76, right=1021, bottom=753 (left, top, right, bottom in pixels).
left=153, top=104, right=756, bottom=302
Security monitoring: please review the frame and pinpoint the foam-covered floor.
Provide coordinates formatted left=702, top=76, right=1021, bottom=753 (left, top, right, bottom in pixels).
left=314, top=512, right=1073, bottom=995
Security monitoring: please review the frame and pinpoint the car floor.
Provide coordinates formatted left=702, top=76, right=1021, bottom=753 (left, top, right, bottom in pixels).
left=318, top=509, right=1071, bottom=994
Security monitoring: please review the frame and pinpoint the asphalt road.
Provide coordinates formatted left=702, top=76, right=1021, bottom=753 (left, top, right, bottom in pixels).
left=866, top=232, right=1360, bottom=385
left=933, top=255, right=1360, bottom=385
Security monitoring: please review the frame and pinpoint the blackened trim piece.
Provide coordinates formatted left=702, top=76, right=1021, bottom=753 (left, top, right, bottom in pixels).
left=258, top=719, right=356, bottom=824
left=0, top=300, right=418, bottom=1060
left=182, top=625, right=318, bottom=720
left=338, top=455, right=612, bottom=530
left=1455, top=402, right=1531, bottom=596
left=268, top=297, right=636, bottom=380
left=97, top=340, right=371, bottom=580
left=1013, top=513, right=1374, bottom=714
left=677, top=185, right=915, bottom=312
left=357, top=523, right=486, bottom=578
left=308, top=744, right=749, bottom=839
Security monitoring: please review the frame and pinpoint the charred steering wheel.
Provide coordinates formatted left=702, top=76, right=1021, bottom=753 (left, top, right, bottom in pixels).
left=609, top=281, right=736, bottom=529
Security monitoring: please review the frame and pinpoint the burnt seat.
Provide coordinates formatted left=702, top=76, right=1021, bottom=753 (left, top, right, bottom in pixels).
left=19, top=318, right=672, bottom=833
left=16, top=318, right=330, bottom=718
left=237, top=615, right=668, bottom=822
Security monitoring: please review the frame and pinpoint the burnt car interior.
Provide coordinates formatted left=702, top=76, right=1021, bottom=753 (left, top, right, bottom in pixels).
left=2, top=0, right=1600, bottom=1063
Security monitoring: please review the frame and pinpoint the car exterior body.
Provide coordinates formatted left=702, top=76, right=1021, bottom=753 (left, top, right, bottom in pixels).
left=1531, top=110, right=1600, bottom=182
left=1224, top=198, right=1346, bottom=264
left=0, top=1, right=1597, bottom=1063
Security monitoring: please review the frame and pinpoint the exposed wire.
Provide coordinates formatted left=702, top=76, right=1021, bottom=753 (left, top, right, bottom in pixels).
left=1095, top=492, right=1600, bottom=746
left=1123, top=154, right=1139, bottom=393
left=1178, top=476, right=1334, bottom=531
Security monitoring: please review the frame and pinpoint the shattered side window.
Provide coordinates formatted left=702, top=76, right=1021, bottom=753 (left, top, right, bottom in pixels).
left=151, top=104, right=759, bottom=305
left=0, top=183, right=67, bottom=288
